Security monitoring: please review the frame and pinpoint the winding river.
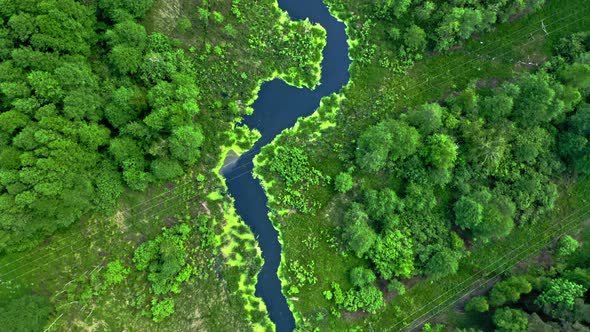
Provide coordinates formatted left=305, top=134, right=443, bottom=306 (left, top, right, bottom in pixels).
left=222, top=0, right=350, bottom=330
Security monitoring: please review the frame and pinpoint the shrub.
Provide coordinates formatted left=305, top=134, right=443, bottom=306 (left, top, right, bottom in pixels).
left=465, top=296, right=489, bottom=313
left=334, top=172, right=353, bottom=193
left=556, top=235, right=579, bottom=257
left=177, top=18, right=192, bottom=33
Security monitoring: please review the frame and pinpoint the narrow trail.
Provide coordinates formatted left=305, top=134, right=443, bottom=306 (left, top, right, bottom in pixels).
left=221, top=0, right=351, bottom=330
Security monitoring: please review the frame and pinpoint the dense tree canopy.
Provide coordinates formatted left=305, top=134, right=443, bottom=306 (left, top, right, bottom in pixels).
left=0, top=0, right=211, bottom=252
left=373, top=0, right=547, bottom=56
left=246, top=0, right=590, bottom=326
left=332, top=31, right=590, bottom=287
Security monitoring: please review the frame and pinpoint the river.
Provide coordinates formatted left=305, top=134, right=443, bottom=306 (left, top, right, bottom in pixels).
left=222, top=0, right=350, bottom=330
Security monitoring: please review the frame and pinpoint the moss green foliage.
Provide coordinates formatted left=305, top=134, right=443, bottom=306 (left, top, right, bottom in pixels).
left=493, top=307, right=529, bottom=332
left=489, top=276, right=532, bottom=307
left=0, top=294, right=52, bottom=332
left=557, top=235, right=581, bottom=257
left=334, top=172, right=353, bottom=193
left=465, top=296, right=489, bottom=313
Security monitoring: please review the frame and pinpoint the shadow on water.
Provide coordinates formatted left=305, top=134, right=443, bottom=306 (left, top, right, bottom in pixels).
left=222, top=0, right=350, bottom=330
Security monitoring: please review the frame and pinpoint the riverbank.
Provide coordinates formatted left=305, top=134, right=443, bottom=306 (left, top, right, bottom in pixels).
left=252, top=93, right=350, bottom=328
left=221, top=0, right=350, bottom=330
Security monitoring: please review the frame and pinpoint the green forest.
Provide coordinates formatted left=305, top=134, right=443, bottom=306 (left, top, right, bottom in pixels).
left=254, top=0, right=590, bottom=330
left=0, top=0, right=324, bottom=330
left=1, top=0, right=590, bottom=331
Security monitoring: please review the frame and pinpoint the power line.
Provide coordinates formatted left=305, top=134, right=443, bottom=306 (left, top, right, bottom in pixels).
left=0, top=153, right=259, bottom=281
left=380, top=6, right=587, bottom=112
left=1, top=0, right=587, bottom=304
left=0, top=194, right=199, bottom=283
left=0, top=186, right=178, bottom=271
left=397, top=204, right=590, bottom=331
left=0, top=4, right=575, bottom=282
left=382, top=7, right=590, bottom=331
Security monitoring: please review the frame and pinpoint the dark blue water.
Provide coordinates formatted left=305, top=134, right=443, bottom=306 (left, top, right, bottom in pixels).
left=222, top=1, right=350, bottom=331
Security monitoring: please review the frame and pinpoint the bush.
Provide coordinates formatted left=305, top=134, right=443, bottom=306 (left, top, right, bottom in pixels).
left=133, top=223, right=193, bottom=321
left=103, top=259, right=130, bottom=287
left=151, top=298, right=175, bottom=322
left=349, top=266, right=376, bottom=287
left=425, top=249, right=459, bottom=280
left=556, top=235, right=579, bottom=257
left=342, top=204, right=377, bottom=258
left=177, top=18, right=192, bottom=33
left=334, top=172, right=353, bottom=193
left=370, top=229, right=414, bottom=279
left=387, top=279, right=406, bottom=295
left=465, top=296, right=489, bottom=313
left=489, top=276, right=532, bottom=307
left=493, top=308, right=528, bottom=332
left=535, top=278, right=586, bottom=313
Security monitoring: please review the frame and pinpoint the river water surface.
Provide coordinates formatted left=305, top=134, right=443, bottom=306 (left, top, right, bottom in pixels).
left=222, top=1, right=350, bottom=330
